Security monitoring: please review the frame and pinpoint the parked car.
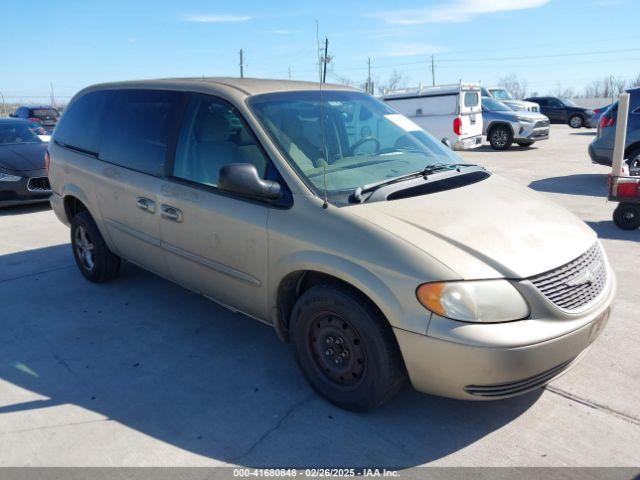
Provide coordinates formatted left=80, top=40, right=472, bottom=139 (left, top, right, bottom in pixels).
left=481, top=97, right=550, bottom=150
left=591, top=103, right=612, bottom=128
left=10, top=105, right=60, bottom=133
left=0, top=119, right=51, bottom=206
left=481, top=87, right=540, bottom=113
left=589, top=88, right=640, bottom=169
left=48, top=78, right=615, bottom=411
left=524, top=96, right=594, bottom=128
left=382, top=83, right=483, bottom=150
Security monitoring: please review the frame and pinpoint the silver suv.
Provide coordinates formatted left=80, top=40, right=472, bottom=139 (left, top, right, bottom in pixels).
left=482, top=97, right=550, bottom=150
left=48, top=78, right=615, bottom=411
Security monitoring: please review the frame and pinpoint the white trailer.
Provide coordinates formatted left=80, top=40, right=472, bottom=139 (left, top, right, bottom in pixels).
left=382, top=84, right=483, bottom=150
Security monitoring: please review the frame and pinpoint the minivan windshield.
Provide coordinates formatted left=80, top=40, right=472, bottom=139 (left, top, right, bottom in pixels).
left=249, top=90, right=464, bottom=197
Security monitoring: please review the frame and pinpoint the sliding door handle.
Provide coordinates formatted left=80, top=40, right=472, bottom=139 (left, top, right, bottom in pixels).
left=136, top=197, right=156, bottom=213
left=160, top=204, right=183, bottom=223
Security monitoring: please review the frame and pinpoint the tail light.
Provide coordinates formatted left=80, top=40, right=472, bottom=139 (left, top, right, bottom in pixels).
left=453, top=117, right=462, bottom=136
left=599, top=114, right=615, bottom=129
left=616, top=181, right=640, bottom=198
left=45, top=149, right=51, bottom=174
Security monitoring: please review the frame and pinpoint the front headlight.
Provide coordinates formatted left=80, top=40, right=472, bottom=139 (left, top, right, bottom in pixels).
left=0, top=172, right=22, bottom=182
left=516, top=116, right=534, bottom=123
left=416, top=280, right=530, bottom=323
left=585, top=110, right=594, bottom=115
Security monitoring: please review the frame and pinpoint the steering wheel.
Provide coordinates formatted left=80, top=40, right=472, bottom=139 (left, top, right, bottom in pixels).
left=351, top=137, right=380, bottom=156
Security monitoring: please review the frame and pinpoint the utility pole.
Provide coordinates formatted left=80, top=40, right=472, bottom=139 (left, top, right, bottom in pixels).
left=50, top=83, right=55, bottom=108
left=367, top=57, right=372, bottom=94
left=288, top=66, right=292, bottom=80
left=239, top=49, right=244, bottom=78
left=322, top=37, right=329, bottom=83
left=431, top=54, right=435, bottom=86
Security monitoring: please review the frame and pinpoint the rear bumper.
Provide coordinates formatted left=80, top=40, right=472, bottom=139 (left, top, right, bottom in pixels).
left=588, top=142, right=613, bottom=166
left=0, top=174, right=51, bottom=207
left=395, top=271, right=616, bottom=400
left=454, top=135, right=483, bottom=150
left=49, top=191, right=70, bottom=226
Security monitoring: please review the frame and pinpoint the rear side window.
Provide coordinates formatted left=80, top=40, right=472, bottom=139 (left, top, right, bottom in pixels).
left=464, top=92, right=479, bottom=107
left=55, top=90, right=113, bottom=154
left=31, top=108, right=59, bottom=119
left=100, top=90, right=185, bottom=177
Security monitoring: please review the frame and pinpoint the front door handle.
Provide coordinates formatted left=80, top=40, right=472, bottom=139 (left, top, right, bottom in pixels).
left=160, top=204, right=183, bottom=223
left=136, top=197, right=156, bottom=213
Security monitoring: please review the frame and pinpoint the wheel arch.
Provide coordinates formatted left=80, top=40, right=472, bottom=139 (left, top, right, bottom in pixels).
left=271, top=255, right=403, bottom=342
left=487, top=121, right=514, bottom=137
left=624, top=141, right=640, bottom=159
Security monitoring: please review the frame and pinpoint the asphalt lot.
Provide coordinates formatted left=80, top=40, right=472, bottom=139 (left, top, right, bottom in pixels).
left=0, top=125, right=639, bottom=467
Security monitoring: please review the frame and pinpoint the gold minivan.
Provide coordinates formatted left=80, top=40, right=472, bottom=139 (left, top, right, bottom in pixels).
left=48, top=78, right=615, bottom=411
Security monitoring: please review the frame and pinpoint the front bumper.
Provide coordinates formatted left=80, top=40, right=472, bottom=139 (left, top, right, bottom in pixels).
left=513, top=122, right=549, bottom=142
left=0, top=171, right=51, bottom=207
left=454, top=135, right=483, bottom=151
left=395, top=270, right=616, bottom=400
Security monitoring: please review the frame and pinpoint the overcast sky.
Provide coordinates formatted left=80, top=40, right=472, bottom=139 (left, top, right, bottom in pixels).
left=2, top=0, right=639, bottom=101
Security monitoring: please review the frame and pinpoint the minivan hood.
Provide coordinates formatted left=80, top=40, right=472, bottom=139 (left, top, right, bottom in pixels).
left=350, top=174, right=596, bottom=280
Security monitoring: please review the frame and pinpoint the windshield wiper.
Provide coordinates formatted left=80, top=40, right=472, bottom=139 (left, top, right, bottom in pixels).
left=352, top=163, right=476, bottom=203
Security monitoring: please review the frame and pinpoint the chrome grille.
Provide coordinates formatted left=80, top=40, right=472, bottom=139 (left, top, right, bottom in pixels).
left=27, top=176, right=51, bottom=192
left=529, top=243, right=607, bottom=311
left=534, top=119, right=550, bottom=128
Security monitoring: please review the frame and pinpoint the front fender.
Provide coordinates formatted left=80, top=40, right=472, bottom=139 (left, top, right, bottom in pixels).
left=270, top=249, right=429, bottom=334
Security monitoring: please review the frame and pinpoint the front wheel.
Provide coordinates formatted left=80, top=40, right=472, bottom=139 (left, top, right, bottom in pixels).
left=613, top=203, right=640, bottom=230
left=71, top=211, right=121, bottom=282
left=290, top=284, right=406, bottom=411
left=489, top=125, right=513, bottom=150
left=569, top=115, right=584, bottom=128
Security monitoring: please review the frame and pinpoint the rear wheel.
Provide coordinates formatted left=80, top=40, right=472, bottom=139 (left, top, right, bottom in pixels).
left=613, top=203, right=640, bottom=230
left=71, top=211, right=121, bottom=282
left=569, top=115, right=584, bottom=128
left=489, top=125, right=513, bottom=150
left=516, top=140, right=535, bottom=148
left=290, top=284, right=406, bottom=411
left=626, top=147, right=640, bottom=174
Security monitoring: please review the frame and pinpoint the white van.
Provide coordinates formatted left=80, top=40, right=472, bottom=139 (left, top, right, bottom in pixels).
left=382, top=84, right=483, bottom=150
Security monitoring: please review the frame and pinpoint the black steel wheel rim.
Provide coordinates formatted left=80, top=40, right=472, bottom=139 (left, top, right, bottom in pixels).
left=308, top=312, right=366, bottom=388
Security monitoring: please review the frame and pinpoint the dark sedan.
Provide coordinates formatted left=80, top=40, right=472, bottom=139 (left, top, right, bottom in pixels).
left=0, top=119, right=51, bottom=207
left=524, top=96, right=595, bottom=128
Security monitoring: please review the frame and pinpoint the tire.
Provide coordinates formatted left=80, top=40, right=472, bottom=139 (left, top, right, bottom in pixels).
left=516, top=140, right=535, bottom=148
left=70, top=211, right=121, bottom=282
left=488, top=125, right=513, bottom=150
left=626, top=147, right=640, bottom=173
left=569, top=115, right=584, bottom=128
left=290, top=284, right=406, bottom=411
left=613, top=204, right=640, bottom=230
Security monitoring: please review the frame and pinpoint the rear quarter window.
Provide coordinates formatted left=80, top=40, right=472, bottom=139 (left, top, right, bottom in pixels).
left=99, top=89, right=185, bottom=177
left=463, top=92, right=479, bottom=107
left=54, top=90, right=113, bottom=154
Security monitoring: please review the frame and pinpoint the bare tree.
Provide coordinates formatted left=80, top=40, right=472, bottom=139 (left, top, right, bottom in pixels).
left=629, top=74, right=640, bottom=89
left=378, top=70, right=409, bottom=94
left=498, top=74, right=527, bottom=99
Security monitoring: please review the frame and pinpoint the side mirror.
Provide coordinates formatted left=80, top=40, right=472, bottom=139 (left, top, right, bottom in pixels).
left=441, top=137, right=452, bottom=149
left=8, top=113, right=16, bottom=118
left=218, top=163, right=282, bottom=201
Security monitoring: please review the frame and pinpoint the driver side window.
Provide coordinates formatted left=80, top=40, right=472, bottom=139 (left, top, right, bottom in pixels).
left=173, top=95, right=268, bottom=187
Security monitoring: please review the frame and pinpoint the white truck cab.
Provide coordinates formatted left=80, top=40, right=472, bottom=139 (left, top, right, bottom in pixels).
left=382, top=84, right=483, bottom=150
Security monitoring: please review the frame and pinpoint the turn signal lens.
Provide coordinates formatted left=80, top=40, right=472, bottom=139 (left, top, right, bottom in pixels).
left=416, top=280, right=530, bottom=323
